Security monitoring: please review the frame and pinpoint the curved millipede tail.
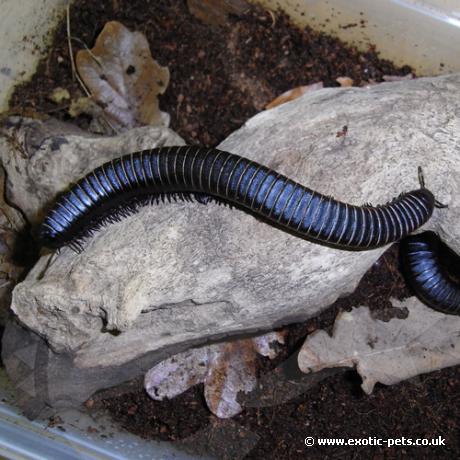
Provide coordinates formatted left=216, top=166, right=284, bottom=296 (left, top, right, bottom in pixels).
left=39, top=146, right=436, bottom=250
left=400, top=232, right=460, bottom=315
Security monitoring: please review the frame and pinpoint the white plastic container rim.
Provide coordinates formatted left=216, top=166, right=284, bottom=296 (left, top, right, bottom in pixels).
left=0, top=0, right=459, bottom=458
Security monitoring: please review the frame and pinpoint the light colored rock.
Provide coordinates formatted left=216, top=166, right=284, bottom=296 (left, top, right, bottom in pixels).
left=298, top=298, right=460, bottom=394
left=3, top=74, right=460, bottom=411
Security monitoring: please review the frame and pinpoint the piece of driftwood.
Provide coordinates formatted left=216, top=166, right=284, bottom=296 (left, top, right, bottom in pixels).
left=2, top=74, right=460, bottom=415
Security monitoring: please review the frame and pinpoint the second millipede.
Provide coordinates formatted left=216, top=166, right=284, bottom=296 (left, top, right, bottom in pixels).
left=401, top=232, right=460, bottom=315
left=39, top=146, right=436, bottom=250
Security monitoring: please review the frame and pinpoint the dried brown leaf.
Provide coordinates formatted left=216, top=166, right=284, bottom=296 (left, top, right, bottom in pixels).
left=187, top=0, right=250, bottom=26
left=336, top=76, right=354, bottom=87
left=382, top=73, right=414, bottom=82
left=76, top=21, right=170, bottom=131
left=204, top=339, right=257, bottom=417
left=298, top=299, right=460, bottom=394
left=145, top=331, right=285, bottom=418
left=265, top=82, right=323, bottom=109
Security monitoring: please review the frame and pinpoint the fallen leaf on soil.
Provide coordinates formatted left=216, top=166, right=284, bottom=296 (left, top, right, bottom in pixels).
left=187, top=0, right=251, bottom=26
left=360, top=78, right=378, bottom=88
left=76, top=21, right=170, bottom=131
left=265, top=82, right=323, bottom=109
left=336, top=76, right=353, bottom=87
left=382, top=73, right=414, bottom=82
left=145, top=331, right=285, bottom=418
left=298, top=298, right=460, bottom=394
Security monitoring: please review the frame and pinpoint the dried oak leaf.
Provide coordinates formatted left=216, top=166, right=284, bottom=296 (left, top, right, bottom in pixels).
left=298, top=298, right=460, bottom=394
left=265, top=82, right=324, bottom=109
left=382, top=73, right=414, bottom=82
left=336, top=76, right=354, bottom=87
left=76, top=21, right=170, bottom=131
left=187, top=0, right=250, bottom=26
left=145, top=331, right=285, bottom=418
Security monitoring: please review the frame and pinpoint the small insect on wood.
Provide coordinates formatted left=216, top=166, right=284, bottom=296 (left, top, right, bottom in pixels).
left=336, top=125, right=348, bottom=138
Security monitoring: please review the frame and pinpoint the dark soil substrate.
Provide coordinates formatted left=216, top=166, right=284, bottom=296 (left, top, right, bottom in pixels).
left=8, top=1, right=459, bottom=459
left=10, top=0, right=413, bottom=147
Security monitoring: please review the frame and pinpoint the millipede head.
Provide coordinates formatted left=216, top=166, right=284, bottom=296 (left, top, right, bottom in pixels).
left=37, top=223, right=66, bottom=250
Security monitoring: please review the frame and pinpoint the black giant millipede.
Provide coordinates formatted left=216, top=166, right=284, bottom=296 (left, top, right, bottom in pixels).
left=39, top=146, right=435, bottom=250
left=400, top=232, right=460, bottom=315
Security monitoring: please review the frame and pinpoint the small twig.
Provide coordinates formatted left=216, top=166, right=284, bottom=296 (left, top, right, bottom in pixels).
left=70, top=36, right=104, bottom=68
left=268, top=9, right=277, bottom=27
left=3, top=129, right=27, bottom=159
left=45, top=104, right=71, bottom=114
left=0, top=281, right=12, bottom=290
left=66, top=6, right=91, bottom=97
left=75, top=71, right=92, bottom=98
left=100, top=117, right=118, bottom=134
left=65, top=10, right=116, bottom=134
left=66, top=5, right=76, bottom=82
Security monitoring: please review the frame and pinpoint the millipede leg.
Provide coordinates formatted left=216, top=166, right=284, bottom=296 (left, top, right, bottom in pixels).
left=194, top=193, right=213, bottom=205
left=434, top=199, right=448, bottom=209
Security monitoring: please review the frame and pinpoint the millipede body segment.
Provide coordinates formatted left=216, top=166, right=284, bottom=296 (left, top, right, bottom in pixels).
left=401, top=232, right=460, bottom=315
left=39, top=146, right=435, bottom=250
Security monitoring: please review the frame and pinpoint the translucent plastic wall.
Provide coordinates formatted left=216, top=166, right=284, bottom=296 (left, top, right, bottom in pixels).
left=258, top=0, right=460, bottom=75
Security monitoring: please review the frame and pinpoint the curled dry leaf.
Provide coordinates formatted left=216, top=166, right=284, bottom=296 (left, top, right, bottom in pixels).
left=298, top=298, right=460, bottom=394
left=336, top=76, right=354, bottom=87
left=145, top=331, right=285, bottom=418
left=382, top=73, right=414, bottom=82
left=0, top=166, right=26, bottom=323
left=76, top=21, right=170, bottom=131
left=360, top=78, right=379, bottom=88
left=187, top=0, right=251, bottom=26
left=265, top=82, right=323, bottom=109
